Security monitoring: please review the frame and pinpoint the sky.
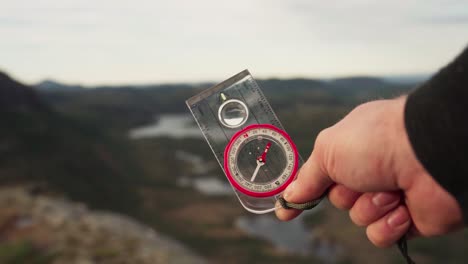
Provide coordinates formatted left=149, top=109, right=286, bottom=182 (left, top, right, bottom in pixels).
left=1, top=0, right=467, bottom=85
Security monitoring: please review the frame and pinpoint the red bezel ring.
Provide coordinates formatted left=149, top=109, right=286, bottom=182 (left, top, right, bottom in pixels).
left=223, top=124, right=299, bottom=198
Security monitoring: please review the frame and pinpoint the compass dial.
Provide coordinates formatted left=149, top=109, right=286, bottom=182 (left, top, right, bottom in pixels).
left=224, top=124, right=299, bottom=197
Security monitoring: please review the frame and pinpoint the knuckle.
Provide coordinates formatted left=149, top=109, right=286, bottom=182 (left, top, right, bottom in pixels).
left=352, top=101, right=380, bottom=114
left=314, top=128, right=334, bottom=176
left=314, top=129, right=330, bottom=153
left=366, top=228, right=392, bottom=248
left=333, top=198, right=352, bottom=210
left=349, top=210, right=367, bottom=227
left=328, top=195, right=347, bottom=210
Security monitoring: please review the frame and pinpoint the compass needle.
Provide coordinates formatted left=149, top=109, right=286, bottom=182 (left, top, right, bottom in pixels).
left=258, top=142, right=272, bottom=162
left=250, top=160, right=264, bottom=182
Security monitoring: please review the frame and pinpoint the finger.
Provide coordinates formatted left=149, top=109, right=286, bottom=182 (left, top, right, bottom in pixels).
left=350, top=192, right=400, bottom=226
left=276, top=149, right=334, bottom=221
left=366, top=205, right=411, bottom=248
left=328, top=184, right=361, bottom=210
left=405, top=172, right=463, bottom=236
left=275, top=199, right=302, bottom=221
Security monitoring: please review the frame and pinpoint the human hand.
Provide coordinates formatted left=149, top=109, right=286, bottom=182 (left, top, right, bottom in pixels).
left=276, top=96, right=463, bottom=247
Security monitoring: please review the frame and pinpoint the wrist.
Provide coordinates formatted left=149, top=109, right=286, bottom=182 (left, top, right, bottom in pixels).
left=388, top=96, right=429, bottom=191
left=394, top=96, right=464, bottom=233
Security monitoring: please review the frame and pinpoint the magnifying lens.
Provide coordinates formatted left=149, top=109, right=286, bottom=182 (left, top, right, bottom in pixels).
left=218, top=99, right=249, bottom=128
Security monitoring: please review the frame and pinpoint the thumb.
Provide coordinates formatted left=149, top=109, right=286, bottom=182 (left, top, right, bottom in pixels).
left=276, top=148, right=334, bottom=221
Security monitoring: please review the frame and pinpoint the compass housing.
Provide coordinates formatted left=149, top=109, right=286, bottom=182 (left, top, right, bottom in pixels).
left=224, top=124, right=299, bottom=198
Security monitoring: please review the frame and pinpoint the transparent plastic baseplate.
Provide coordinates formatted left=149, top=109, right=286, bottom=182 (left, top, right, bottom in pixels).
left=186, top=70, right=302, bottom=214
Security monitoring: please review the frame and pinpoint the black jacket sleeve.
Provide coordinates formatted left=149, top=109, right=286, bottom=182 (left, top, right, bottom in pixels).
left=404, top=45, right=468, bottom=220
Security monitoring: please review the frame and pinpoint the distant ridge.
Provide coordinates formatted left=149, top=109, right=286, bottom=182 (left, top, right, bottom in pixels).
left=383, top=74, right=430, bottom=84
left=35, top=77, right=403, bottom=90
left=328, top=76, right=390, bottom=90
left=35, top=79, right=84, bottom=91
left=32, top=73, right=427, bottom=91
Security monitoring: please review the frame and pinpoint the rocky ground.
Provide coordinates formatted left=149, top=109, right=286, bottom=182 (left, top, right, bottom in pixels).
left=0, top=186, right=206, bottom=264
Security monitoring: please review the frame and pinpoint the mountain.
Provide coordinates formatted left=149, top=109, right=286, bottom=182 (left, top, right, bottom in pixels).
left=0, top=72, right=48, bottom=112
left=383, top=74, right=430, bottom=84
left=35, top=79, right=83, bottom=91
left=328, top=76, right=390, bottom=90
left=0, top=71, right=140, bottom=213
left=0, top=72, right=209, bottom=263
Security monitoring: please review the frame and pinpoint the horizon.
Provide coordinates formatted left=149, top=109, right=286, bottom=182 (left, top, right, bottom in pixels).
left=2, top=0, right=467, bottom=85
left=5, top=70, right=430, bottom=88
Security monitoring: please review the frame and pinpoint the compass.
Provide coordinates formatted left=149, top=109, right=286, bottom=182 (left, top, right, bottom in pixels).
left=224, top=124, right=299, bottom=198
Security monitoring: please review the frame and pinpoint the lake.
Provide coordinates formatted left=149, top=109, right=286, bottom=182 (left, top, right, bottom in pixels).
left=129, top=114, right=203, bottom=139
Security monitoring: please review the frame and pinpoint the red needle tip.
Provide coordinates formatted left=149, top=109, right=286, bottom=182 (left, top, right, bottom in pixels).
left=258, top=142, right=272, bottom=162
